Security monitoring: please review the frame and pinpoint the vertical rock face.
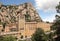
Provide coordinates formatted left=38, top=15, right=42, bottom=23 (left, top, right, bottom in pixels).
left=0, top=3, right=42, bottom=24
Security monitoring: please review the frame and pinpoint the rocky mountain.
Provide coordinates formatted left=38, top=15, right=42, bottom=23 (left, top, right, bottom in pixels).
left=0, top=3, right=42, bottom=25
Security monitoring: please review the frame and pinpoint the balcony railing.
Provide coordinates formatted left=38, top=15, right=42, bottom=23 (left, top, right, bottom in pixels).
left=0, top=32, right=20, bottom=35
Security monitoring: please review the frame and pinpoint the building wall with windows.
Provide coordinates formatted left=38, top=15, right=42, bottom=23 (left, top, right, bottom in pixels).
left=0, top=21, right=51, bottom=38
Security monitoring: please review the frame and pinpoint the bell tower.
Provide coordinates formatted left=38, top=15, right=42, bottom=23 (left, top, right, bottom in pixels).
left=18, top=14, right=25, bottom=38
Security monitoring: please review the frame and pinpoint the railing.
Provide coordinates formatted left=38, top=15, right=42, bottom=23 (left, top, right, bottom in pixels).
left=0, top=32, right=20, bottom=35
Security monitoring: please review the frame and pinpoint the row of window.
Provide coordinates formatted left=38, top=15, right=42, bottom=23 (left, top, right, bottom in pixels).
left=20, top=27, right=36, bottom=30
left=9, top=26, right=36, bottom=32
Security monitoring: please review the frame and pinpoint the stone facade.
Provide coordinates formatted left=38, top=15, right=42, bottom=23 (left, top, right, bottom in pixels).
left=0, top=3, right=51, bottom=39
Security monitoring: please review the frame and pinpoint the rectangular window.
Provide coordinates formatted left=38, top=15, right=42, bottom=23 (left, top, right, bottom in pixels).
left=10, top=28, right=17, bottom=32
left=29, top=27, right=35, bottom=30
left=20, top=28, right=24, bottom=30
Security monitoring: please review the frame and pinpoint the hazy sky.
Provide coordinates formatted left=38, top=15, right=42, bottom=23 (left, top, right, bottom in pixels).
left=0, top=0, right=60, bottom=22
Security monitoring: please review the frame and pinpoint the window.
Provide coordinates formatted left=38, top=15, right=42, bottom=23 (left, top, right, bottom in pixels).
left=20, top=28, right=24, bottom=30
left=10, top=28, right=17, bottom=32
left=29, top=27, right=35, bottom=30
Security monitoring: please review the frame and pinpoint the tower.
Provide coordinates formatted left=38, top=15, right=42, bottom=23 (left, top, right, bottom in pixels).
left=18, top=13, right=25, bottom=38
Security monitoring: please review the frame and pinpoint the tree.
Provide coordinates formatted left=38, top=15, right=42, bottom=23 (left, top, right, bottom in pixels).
left=51, top=1, right=60, bottom=34
left=0, top=36, right=16, bottom=41
left=31, top=28, right=47, bottom=41
left=20, top=35, right=23, bottom=39
left=56, top=2, right=60, bottom=35
left=50, top=2, right=60, bottom=41
left=56, top=2, right=60, bottom=13
left=25, top=12, right=31, bottom=22
left=0, top=36, right=4, bottom=41
left=2, top=22, right=7, bottom=32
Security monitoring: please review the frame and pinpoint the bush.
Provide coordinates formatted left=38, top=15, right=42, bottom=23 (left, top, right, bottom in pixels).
left=0, top=36, right=16, bottom=41
left=31, top=28, right=46, bottom=41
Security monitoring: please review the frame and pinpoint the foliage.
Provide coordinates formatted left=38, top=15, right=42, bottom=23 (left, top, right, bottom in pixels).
left=25, top=13, right=31, bottom=22
left=0, top=36, right=16, bottom=41
left=20, top=35, right=23, bottom=39
left=19, top=40, right=26, bottom=41
left=56, top=2, right=60, bottom=35
left=56, top=2, right=60, bottom=13
left=51, top=2, right=60, bottom=35
left=50, top=2, right=60, bottom=41
left=10, top=16, right=16, bottom=23
left=31, top=28, right=47, bottom=41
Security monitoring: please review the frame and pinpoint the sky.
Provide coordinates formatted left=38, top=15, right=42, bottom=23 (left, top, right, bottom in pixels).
left=0, top=0, right=60, bottom=22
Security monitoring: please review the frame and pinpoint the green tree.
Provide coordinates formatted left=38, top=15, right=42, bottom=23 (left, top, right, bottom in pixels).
left=31, top=28, right=47, bottom=41
left=20, top=35, right=23, bottom=39
left=56, top=2, right=60, bottom=35
left=51, top=2, right=60, bottom=35
left=0, top=36, right=4, bottom=41
left=25, top=12, right=31, bottom=22
left=10, top=16, right=16, bottom=23
left=0, top=36, right=16, bottom=41
left=50, top=2, right=60, bottom=41
left=2, top=22, right=7, bottom=32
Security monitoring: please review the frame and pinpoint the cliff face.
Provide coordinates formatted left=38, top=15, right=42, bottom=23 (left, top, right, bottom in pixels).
left=0, top=3, right=42, bottom=24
